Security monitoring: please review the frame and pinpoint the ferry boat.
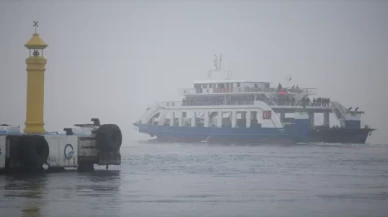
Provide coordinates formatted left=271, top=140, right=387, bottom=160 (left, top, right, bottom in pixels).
left=134, top=56, right=375, bottom=144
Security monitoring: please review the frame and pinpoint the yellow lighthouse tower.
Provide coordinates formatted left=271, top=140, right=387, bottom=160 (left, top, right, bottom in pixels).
left=24, top=21, right=48, bottom=134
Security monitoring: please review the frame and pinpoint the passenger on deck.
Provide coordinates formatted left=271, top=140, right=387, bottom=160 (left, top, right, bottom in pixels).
left=295, top=85, right=300, bottom=93
left=277, top=83, right=283, bottom=92
left=301, top=97, right=310, bottom=106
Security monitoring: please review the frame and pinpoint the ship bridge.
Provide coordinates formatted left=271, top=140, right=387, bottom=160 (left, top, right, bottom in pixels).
left=180, top=55, right=317, bottom=105
left=179, top=80, right=318, bottom=112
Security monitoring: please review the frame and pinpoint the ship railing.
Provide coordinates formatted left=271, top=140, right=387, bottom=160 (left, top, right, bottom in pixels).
left=160, top=101, right=256, bottom=108
left=183, top=101, right=329, bottom=107
left=182, top=101, right=255, bottom=106
left=180, top=87, right=277, bottom=95
left=157, top=100, right=258, bottom=107
left=180, top=87, right=317, bottom=95
left=179, top=88, right=197, bottom=95
left=157, top=99, right=331, bottom=108
left=156, top=100, right=333, bottom=108
left=156, top=101, right=182, bottom=107
left=285, top=88, right=317, bottom=95
left=271, top=101, right=331, bottom=108
left=302, top=88, right=317, bottom=95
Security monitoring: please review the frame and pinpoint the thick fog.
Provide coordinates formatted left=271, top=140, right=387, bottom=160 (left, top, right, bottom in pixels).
left=0, top=1, right=387, bottom=144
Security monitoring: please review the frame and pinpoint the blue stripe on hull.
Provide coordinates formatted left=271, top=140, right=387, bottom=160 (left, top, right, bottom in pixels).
left=138, top=124, right=307, bottom=144
left=156, top=135, right=296, bottom=144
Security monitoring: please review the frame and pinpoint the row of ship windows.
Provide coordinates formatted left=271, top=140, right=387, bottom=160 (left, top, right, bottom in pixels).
left=147, top=110, right=273, bottom=126
left=194, top=83, right=269, bottom=89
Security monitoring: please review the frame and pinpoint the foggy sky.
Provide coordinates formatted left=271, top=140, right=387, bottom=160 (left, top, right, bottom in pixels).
left=0, top=0, right=387, bottom=144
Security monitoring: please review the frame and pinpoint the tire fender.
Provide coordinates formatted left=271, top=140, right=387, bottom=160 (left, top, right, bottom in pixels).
left=96, top=124, right=122, bottom=152
left=17, top=135, right=49, bottom=168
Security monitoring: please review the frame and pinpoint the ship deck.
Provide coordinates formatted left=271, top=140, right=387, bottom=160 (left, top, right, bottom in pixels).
left=271, top=105, right=332, bottom=113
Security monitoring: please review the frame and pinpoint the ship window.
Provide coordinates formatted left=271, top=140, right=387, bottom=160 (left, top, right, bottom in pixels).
left=219, top=83, right=225, bottom=88
left=209, top=84, right=213, bottom=88
left=148, top=112, right=160, bottom=125
left=203, top=84, right=207, bottom=88
left=237, top=82, right=240, bottom=88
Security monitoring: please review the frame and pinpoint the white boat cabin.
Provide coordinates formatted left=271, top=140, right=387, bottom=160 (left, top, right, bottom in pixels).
left=137, top=101, right=311, bottom=129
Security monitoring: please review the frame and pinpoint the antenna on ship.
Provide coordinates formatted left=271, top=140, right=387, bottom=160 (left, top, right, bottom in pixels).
left=285, top=74, right=292, bottom=88
left=207, top=70, right=212, bottom=79
left=208, top=54, right=219, bottom=79
left=219, top=54, right=222, bottom=71
left=226, top=69, right=233, bottom=80
left=207, top=54, right=226, bottom=79
left=214, top=55, right=218, bottom=71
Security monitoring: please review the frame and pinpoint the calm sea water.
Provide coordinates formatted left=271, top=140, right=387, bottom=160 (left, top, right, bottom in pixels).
left=1, top=141, right=388, bottom=217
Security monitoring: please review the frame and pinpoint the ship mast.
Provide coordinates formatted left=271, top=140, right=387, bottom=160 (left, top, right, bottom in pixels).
left=207, top=54, right=232, bottom=80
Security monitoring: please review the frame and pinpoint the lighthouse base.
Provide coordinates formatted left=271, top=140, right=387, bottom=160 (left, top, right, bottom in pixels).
left=24, top=121, right=45, bottom=134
